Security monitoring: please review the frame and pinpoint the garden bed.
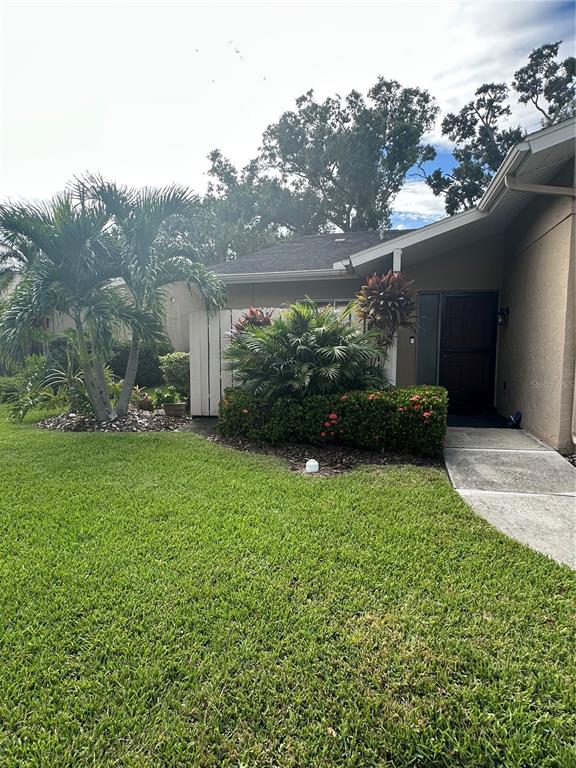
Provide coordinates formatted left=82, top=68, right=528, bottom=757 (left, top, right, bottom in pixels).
left=36, top=409, right=193, bottom=433
left=205, top=431, right=442, bottom=475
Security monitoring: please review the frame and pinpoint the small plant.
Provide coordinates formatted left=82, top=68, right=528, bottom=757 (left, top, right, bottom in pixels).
left=154, top=386, right=181, bottom=408
left=131, top=385, right=153, bottom=411
left=231, top=307, right=274, bottom=335
left=354, top=271, right=416, bottom=348
left=159, top=352, right=190, bottom=398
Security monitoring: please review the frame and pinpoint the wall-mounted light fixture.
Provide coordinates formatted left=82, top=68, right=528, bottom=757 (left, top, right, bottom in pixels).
left=497, top=306, right=510, bottom=326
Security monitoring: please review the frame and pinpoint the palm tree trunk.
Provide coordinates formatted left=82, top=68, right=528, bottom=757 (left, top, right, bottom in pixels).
left=74, top=317, right=114, bottom=422
left=116, top=332, right=140, bottom=417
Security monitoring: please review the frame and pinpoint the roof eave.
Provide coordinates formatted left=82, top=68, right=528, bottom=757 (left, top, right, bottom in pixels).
left=218, top=267, right=350, bottom=284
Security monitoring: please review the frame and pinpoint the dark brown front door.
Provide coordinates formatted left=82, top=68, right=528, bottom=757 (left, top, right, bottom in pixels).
left=439, top=292, right=498, bottom=412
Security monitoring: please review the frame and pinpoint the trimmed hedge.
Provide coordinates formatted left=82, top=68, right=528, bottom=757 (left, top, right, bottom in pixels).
left=219, top=385, right=448, bottom=456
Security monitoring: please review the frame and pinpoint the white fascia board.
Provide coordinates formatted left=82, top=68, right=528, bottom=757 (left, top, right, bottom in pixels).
left=478, top=118, right=576, bottom=212
left=343, top=208, right=487, bottom=270
left=524, top=116, right=576, bottom=154
left=218, top=267, right=349, bottom=284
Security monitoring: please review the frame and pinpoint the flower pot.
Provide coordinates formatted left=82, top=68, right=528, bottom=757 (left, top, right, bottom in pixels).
left=163, top=403, right=186, bottom=418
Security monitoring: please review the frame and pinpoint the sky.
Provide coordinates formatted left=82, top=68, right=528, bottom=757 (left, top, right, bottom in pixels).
left=0, top=0, right=574, bottom=229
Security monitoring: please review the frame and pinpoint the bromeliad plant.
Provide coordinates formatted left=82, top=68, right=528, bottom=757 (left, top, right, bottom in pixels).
left=224, top=301, right=386, bottom=399
left=354, top=270, right=416, bottom=348
left=231, top=307, right=274, bottom=335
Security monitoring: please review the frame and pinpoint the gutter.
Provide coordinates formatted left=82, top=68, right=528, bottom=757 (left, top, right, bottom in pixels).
left=504, top=175, right=576, bottom=198
left=477, top=142, right=530, bottom=213
left=217, top=267, right=349, bottom=284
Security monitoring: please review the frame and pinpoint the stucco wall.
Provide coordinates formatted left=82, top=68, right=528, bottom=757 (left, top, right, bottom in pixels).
left=224, top=277, right=363, bottom=309
left=496, top=191, right=575, bottom=451
left=396, top=237, right=504, bottom=386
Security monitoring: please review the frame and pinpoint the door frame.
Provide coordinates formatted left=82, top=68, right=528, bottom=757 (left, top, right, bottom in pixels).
left=416, top=289, right=501, bottom=409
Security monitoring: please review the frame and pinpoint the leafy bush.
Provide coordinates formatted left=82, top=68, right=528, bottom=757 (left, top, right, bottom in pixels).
left=354, top=271, right=416, bottom=348
left=224, top=301, right=386, bottom=398
left=108, top=340, right=172, bottom=387
left=0, top=376, right=19, bottom=403
left=154, top=386, right=182, bottom=408
left=159, top=352, right=190, bottom=397
left=219, top=385, right=448, bottom=456
left=5, top=354, right=119, bottom=422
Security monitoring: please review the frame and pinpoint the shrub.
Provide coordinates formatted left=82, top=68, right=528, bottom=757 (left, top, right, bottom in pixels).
left=108, top=340, right=172, bottom=387
left=219, top=385, right=448, bottom=456
left=354, top=271, right=416, bottom=348
left=159, top=352, right=190, bottom=397
left=154, top=386, right=182, bottom=408
left=0, top=375, right=19, bottom=403
left=231, top=307, right=274, bottom=335
left=224, top=301, right=386, bottom=398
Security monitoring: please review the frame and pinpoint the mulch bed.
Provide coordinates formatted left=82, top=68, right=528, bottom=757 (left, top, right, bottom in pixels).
left=35, top=410, right=441, bottom=474
left=36, top=410, right=194, bottom=433
left=204, top=432, right=442, bottom=475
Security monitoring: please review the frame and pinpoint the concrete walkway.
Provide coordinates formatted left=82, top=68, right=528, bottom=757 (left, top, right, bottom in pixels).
left=444, top=428, right=576, bottom=568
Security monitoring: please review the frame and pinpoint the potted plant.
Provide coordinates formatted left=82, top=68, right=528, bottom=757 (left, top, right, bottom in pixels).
left=132, top=385, right=153, bottom=411
left=154, top=386, right=186, bottom=418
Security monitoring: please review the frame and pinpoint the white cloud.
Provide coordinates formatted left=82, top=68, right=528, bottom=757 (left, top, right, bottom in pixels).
left=0, top=0, right=573, bottom=200
left=392, top=181, right=447, bottom=224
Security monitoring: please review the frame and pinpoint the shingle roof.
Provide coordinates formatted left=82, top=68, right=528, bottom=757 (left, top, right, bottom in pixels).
left=214, top=230, right=411, bottom=275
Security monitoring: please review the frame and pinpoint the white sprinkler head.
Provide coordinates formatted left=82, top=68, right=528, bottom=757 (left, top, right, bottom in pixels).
left=305, top=458, right=319, bottom=473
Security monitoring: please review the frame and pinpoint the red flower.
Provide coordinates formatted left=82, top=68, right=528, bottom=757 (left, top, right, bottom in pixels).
left=242, top=408, right=249, bottom=414
left=324, top=421, right=332, bottom=427
left=320, top=431, right=326, bottom=437
left=409, top=394, right=421, bottom=402
left=340, top=395, right=348, bottom=401
left=423, top=411, right=432, bottom=418
left=398, top=406, right=405, bottom=412
left=329, top=413, right=338, bottom=421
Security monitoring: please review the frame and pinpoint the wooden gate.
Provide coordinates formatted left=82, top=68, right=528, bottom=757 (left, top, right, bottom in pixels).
left=189, top=308, right=397, bottom=416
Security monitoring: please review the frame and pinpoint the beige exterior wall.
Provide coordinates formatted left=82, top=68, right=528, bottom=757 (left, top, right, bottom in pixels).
left=396, top=238, right=504, bottom=386
left=224, top=277, right=363, bottom=309
left=496, top=191, right=575, bottom=452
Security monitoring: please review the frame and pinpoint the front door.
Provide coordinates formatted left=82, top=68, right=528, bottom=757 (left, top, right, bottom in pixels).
left=439, top=292, right=498, bottom=412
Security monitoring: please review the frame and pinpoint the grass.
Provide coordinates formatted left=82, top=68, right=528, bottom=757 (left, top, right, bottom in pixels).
left=0, top=412, right=574, bottom=767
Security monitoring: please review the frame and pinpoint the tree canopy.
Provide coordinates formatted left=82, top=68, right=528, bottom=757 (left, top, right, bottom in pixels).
left=426, top=41, right=575, bottom=214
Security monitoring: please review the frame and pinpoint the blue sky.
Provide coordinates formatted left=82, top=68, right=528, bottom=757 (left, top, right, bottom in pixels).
left=1, top=0, right=574, bottom=229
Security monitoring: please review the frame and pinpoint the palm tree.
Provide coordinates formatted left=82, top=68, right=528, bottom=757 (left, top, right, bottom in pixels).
left=0, top=194, right=164, bottom=421
left=74, top=175, right=225, bottom=416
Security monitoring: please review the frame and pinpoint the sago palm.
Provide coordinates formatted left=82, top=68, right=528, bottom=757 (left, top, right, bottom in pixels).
left=225, top=301, right=386, bottom=398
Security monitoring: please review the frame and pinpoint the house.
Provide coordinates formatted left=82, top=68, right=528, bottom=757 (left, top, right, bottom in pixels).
left=176, top=117, right=575, bottom=452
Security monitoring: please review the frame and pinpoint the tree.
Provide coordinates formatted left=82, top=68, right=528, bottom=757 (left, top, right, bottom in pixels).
left=513, top=41, right=576, bottom=126
left=0, top=195, right=164, bottom=421
left=424, top=83, right=524, bottom=214
left=164, top=152, right=324, bottom=267
left=427, top=42, right=576, bottom=214
left=74, top=175, right=226, bottom=416
left=259, top=80, right=438, bottom=231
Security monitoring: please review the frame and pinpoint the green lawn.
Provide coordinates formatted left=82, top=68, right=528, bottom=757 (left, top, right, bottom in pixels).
left=0, top=414, right=574, bottom=767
